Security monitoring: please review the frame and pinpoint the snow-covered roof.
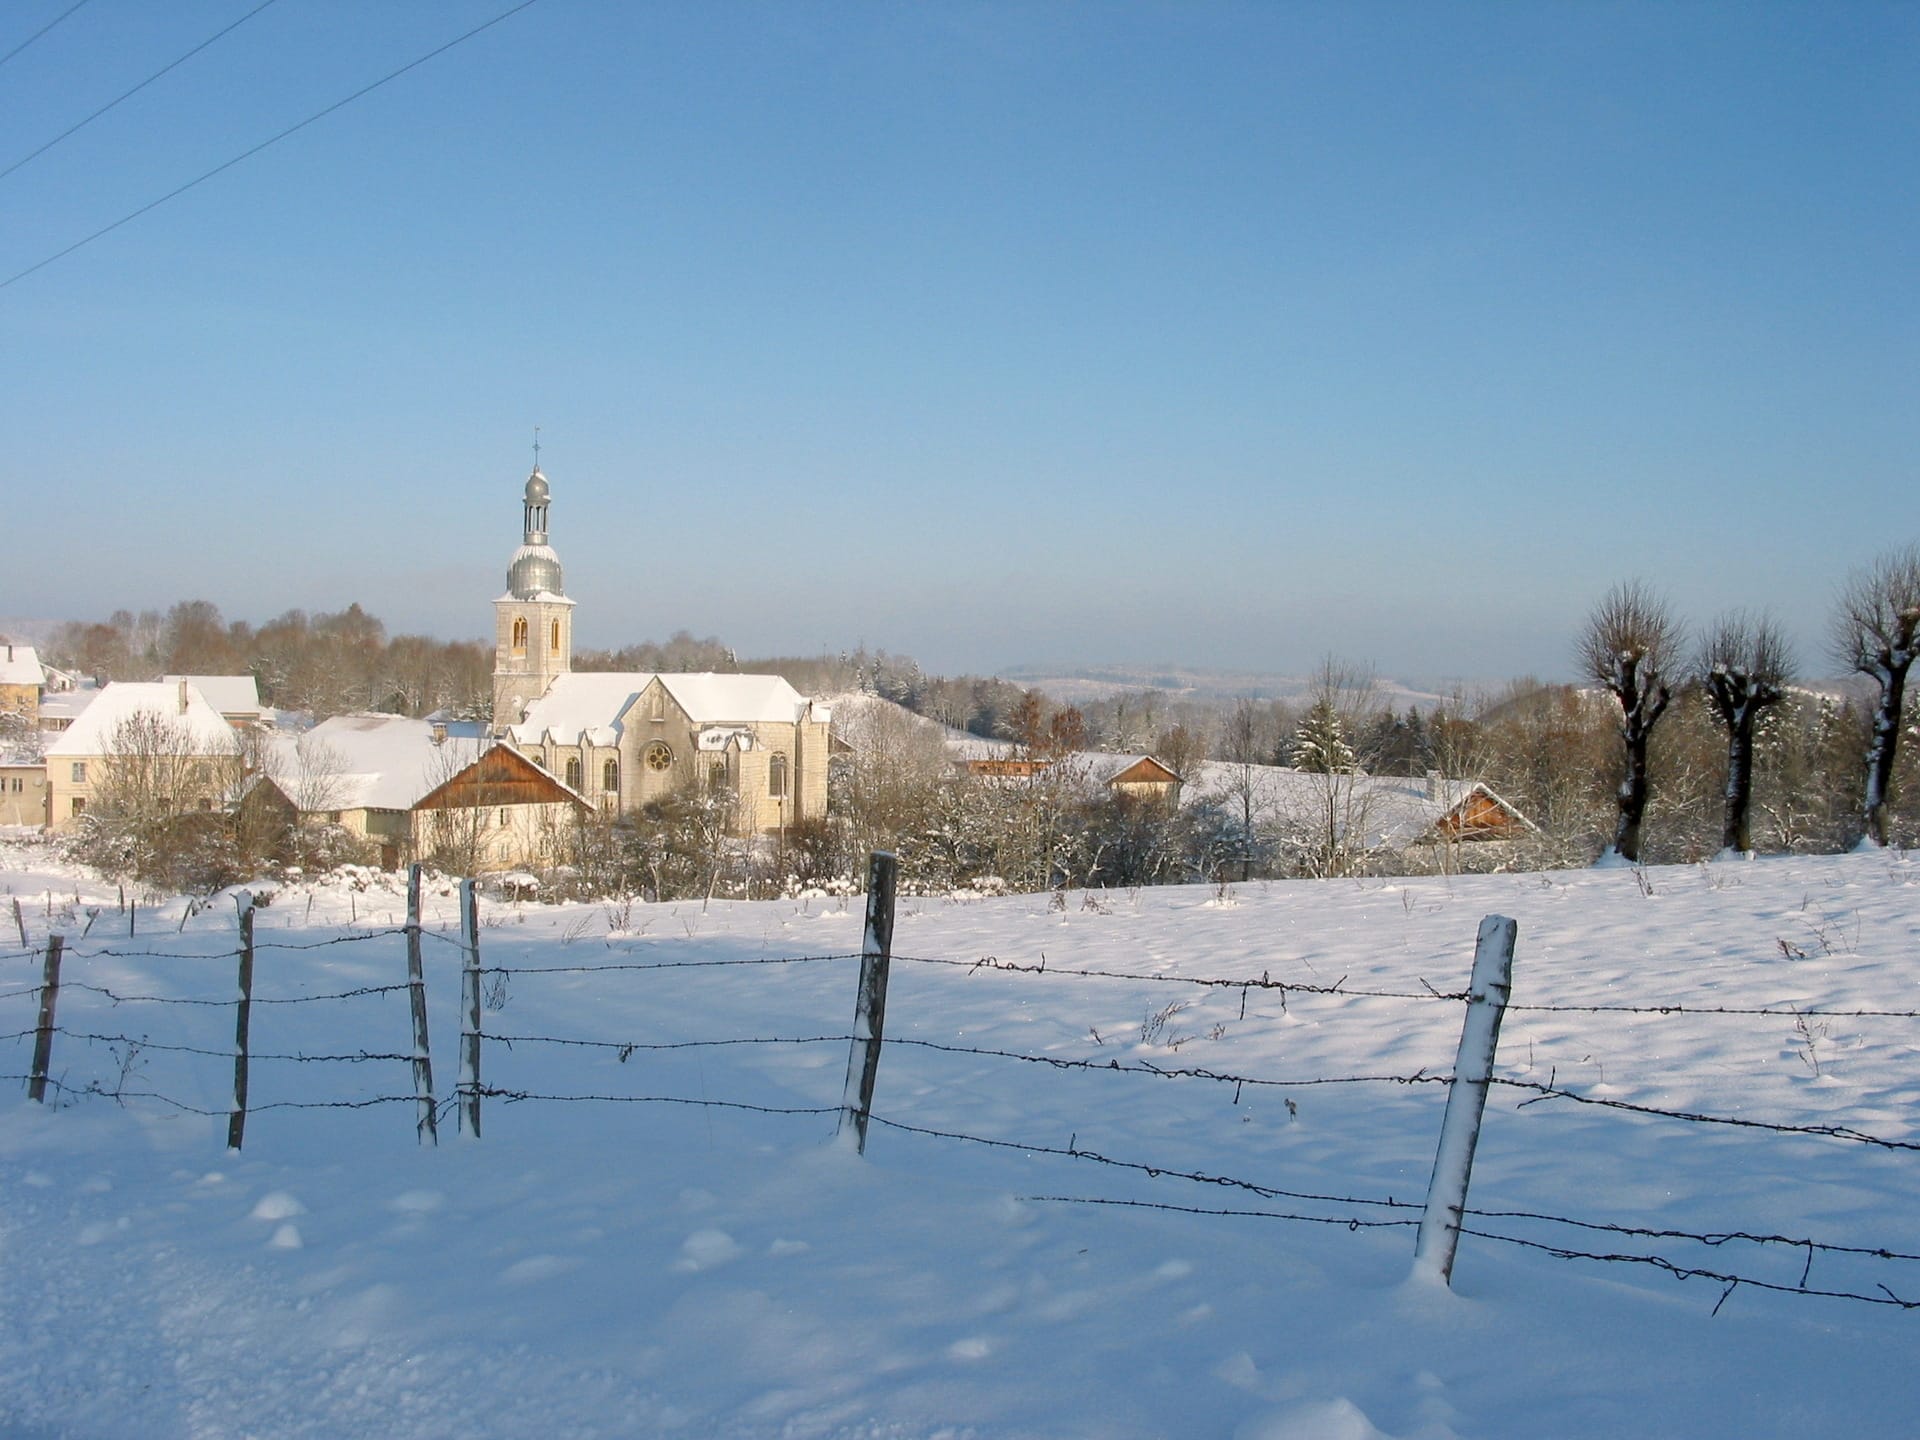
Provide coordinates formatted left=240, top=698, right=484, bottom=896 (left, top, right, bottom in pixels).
left=162, top=674, right=262, bottom=718
left=45, top=682, right=241, bottom=757
left=1079, top=752, right=1180, bottom=785
left=37, top=681, right=102, bottom=727
left=1186, top=762, right=1529, bottom=850
left=0, top=644, right=41, bottom=687
left=511, top=672, right=813, bottom=746
left=824, top=691, right=991, bottom=757
left=264, top=714, right=495, bottom=812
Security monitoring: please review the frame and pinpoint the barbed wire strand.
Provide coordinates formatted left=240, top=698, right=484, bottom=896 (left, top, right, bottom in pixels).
left=478, top=1087, right=838, bottom=1118
left=482, top=952, right=859, bottom=976
left=27, top=978, right=411, bottom=1007
left=894, top=953, right=1468, bottom=1003
left=1505, top=1000, right=1920, bottom=1020
left=1492, top=1076, right=1920, bottom=1152
left=0, top=1026, right=412, bottom=1064
left=1462, top=1205, right=1920, bottom=1265
left=0, top=1074, right=416, bottom=1114
left=864, top=1112, right=1419, bottom=1211
left=1458, top=1225, right=1920, bottom=1312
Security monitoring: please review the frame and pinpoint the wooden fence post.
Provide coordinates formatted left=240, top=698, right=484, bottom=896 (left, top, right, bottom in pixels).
left=227, top=892, right=256, bottom=1151
left=13, top=896, right=26, bottom=947
left=458, top=878, right=481, bottom=1139
left=406, top=865, right=438, bottom=1145
left=27, top=934, right=65, bottom=1102
left=1414, top=913, right=1518, bottom=1287
left=837, top=851, right=898, bottom=1154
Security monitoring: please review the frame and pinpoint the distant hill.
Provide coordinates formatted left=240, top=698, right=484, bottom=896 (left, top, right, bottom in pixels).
left=998, top=663, right=1458, bottom=712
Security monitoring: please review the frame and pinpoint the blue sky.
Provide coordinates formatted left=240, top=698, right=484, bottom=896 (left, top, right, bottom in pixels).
left=2, top=2, right=1914, bottom=686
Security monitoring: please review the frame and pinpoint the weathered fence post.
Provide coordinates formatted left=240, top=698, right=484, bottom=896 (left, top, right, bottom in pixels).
left=27, top=934, right=65, bottom=1102
left=13, top=896, right=26, bottom=947
left=837, top=851, right=899, bottom=1154
left=1414, top=913, right=1518, bottom=1287
left=405, top=865, right=438, bottom=1145
left=458, top=878, right=481, bottom=1139
left=227, top=891, right=257, bottom=1151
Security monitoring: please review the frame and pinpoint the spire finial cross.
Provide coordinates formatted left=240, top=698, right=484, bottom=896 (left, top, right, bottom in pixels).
left=532, top=425, right=541, bottom=471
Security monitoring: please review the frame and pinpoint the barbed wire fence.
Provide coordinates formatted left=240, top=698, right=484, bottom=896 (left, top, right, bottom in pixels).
left=6, top=854, right=1919, bottom=1316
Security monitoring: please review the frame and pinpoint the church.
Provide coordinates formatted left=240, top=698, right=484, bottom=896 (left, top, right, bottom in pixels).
left=491, top=467, right=832, bottom=834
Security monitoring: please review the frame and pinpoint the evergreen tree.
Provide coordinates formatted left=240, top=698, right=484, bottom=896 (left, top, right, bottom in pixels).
left=1290, top=699, right=1356, bottom=774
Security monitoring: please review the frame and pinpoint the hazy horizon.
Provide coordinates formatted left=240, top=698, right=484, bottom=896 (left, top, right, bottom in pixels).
left=3, top=4, right=1914, bottom=685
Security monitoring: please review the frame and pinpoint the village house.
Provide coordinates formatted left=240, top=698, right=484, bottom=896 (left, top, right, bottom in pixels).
left=489, top=467, right=831, bottom=835
left=0, top=742, right=46, bottom=827
left=43, top=680, right=243, bottom=829
left=0, top=644, right=42, bottom=724
left=251, top=713, right=589, bottom=872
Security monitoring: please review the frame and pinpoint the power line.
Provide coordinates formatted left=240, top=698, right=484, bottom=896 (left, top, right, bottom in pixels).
left=0, top=0, right=541, bottom=293
left=0, top=0, right=94, bottom=72
left=1, top=0, right=284, bottom=184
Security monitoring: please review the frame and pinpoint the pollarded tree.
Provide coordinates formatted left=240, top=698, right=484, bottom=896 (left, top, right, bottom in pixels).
left=1578, top=581, right=1683, bottom=863
left=1696, top=613, right=1792, bottom=855
left=1831, top=544, right=1920, bottom=847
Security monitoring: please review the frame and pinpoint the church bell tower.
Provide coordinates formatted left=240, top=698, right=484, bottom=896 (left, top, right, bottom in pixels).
left=492, top=464, right=575, bottom=733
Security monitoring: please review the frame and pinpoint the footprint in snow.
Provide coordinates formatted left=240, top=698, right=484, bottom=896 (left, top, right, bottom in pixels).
left=250, top=1191, right=306, bottom=1221
left=77, top=1216, right=131, bottom=1246
left=269, top=1224, right=303, bottom=1250
left=388, top=1189, right=444, bottom=1215
left=673, top=1229, right=742, bottom=1272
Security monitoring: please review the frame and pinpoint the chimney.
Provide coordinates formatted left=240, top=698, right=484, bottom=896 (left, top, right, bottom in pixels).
left=431, top=722, right=447, bottom=746
left=178, top=679, right=189, bottom=715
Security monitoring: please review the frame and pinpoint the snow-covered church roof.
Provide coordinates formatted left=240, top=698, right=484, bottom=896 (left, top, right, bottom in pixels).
left=511, top=672, right=823, bottom=747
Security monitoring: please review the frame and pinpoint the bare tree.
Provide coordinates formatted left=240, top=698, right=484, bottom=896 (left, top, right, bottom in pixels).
left=81, top=709, right=245, bottom=887
left=267, top=732, right=353, bottom=868
left=1696, top=613, right=1792, bottom=855
left=1831, top=544, right=1920, bottom=847
left=1217, top=697, right=1275, bottom=880
left=1578, top=582, right=1683, bottom=863
left=832, top=700, right=951, bottom=872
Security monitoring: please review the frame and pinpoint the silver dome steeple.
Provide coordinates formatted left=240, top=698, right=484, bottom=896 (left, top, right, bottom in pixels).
left=506, top=466, right=566, bottom=598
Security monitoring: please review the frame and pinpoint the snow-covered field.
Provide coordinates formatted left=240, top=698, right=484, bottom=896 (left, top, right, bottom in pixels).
left=2, top=840, right=1918, bottom=1439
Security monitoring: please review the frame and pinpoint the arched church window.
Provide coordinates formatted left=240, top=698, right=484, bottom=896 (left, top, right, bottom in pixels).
left=565, top=758, right=581, bottom=789
left=603, top=758, right=620, bottom=792
left=709, top=761, right=727, bottom=792
left=768, top=752, right=788, bottom=798
left=551, top=619, right=561, bottom=650
left=511, top=616, right=528, bottom=652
